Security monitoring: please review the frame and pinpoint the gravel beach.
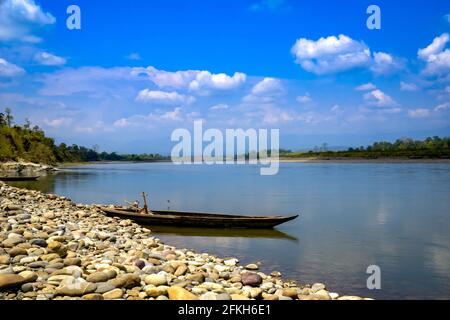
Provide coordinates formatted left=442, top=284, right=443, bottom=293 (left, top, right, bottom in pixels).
left=0, top=181, right=369, bottom=301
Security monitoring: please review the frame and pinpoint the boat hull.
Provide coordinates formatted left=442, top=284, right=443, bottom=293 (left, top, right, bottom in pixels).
left=100, top=207, right=298, bottom=229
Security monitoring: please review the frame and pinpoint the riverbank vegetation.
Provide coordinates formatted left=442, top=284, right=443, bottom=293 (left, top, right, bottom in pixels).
left=280, top=137, right=450, bottom=160
left=0, top=109, right=168, bottom=164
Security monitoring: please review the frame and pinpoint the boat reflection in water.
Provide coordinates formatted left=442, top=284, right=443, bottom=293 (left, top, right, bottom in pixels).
left=143, top=224, right=299, bottom=242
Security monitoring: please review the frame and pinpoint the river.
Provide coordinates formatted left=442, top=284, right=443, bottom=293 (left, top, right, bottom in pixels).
left=10, top=161, right=450, bottom=299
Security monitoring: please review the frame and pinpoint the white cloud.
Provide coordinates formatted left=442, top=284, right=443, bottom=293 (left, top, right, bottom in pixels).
left=296, top=93, right=312, bottom=104
left=331, top=104, right=340, bottom=112
left=74, top=121, right=110, bottom=134
left=43, top=117, right=72, bottom=127
left=0, top=0, right=55, bottom=43
left=243, top=78, right=284, bottom=103
left=408, top=108, right=430, bottom=118
left=132, top=66, right=246, bottom=94
left=291, top=34, right=371, bottom=74
left=418, top=33, right=450, bottom=76
left=40, top=66, right=246, bottom=97
left=363, top=89, right=398, bottom=107
left=400, top=81, right=419, bottom=91
left=135, top=89, right=195, bottom=105
left=132, top=66, right=198, bottom=88
left=251, top=78, right=283, bottom=95
left=113, top=107, right=185, bottom=128
left=435, top=102, right=450, bottom=112
left=371, top=52, right=403, bottom=75
left=355, top=82, right=376, bottom=91
left=34, top=52, right=66, bottom=66
left=210, top=103, right=229, bottom=111
left=418, top=33, right=449, bottom=60
left=39, top=66, right=144, bottom=96
left=189, top=71, right=247, bottom=94
left=0, top=58, right=25, bottom=76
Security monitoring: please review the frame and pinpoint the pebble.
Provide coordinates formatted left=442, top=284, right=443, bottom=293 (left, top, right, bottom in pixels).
left=0, top=255, right=10, bottom=265
left=145, top=286, right=168, bottom=297
left=311, top=283, right=326, bottom=293
left=30, top=239, right=47, bottom=247
left=283, top=288, right=299, bottom=298
left=102, top=289, right=124, bottom=300
left=87, top=270, right=117, bottom=283
left=144, top=273, right=167, bottom=286
left=241, top=272, right=262, bottom=287
left=167, top=286, right=198, bottom=300
left=56, top=278, right=96, bottom=296
left=63, top=258, right=82, bottom=266
left=8, top=247, right=27, bottom=257
left=82, top=293, right=104, bottom=300
left=0, top=274, right=28, bottom=289
left=95, top=282, right=117, bottom=294
left=108, top=274, right=140, bottom=289
left=245, top=263, right=259, bottom=270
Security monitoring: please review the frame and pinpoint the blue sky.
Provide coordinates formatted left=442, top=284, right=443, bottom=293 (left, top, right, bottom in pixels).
left=0, top=0, right=449, bottom=153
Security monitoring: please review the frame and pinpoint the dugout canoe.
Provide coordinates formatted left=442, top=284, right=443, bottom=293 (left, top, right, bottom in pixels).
left=100, top=207, right=299, bottom=229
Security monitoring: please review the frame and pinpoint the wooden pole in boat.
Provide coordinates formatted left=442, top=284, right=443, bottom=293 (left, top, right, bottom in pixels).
left=142, top=192, right=149, bottom=214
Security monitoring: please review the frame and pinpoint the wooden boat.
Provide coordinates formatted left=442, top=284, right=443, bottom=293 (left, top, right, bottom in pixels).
left=100, top=207, right=299, bottom=229
left=0, top=176, right=40, bottom=182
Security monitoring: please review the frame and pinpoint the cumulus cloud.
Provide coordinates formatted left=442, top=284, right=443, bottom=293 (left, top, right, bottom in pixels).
left=135, top=89, right=195, bottom=105
left=0, top=0, right=55, bottom=43
left=251, top=78, right=283, bottom=95
left=291, top=34, right=405, bottom=75
left=418, top=33, right=450, bottom=76
left=291, top=34, right=371, bottom=74
left=39, top=66, right=247, bottom=98
left=34, top=52, right=66, bottom=66
left=400, top=81, right=419, bottom=91
left=355, top=83, right=376, bottom=91
left=371, top=52, right=403, bottom=75
left=133, top=66, right=246, bottom=94
left=189, top=71, right=246, bottom=94
left=0, top=58, right=25, bottom=76
left=408, top=108, right=430, bottom=118
left=243, top=78, right=284, bottom=103
left=363, top=89, right=398, bottom=107
left=418, top=33, right=448, bottom=60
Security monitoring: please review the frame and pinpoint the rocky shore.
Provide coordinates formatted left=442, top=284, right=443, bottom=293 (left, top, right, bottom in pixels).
left=0, top=182, right=369, bottom=301
left=0, top=161, right=55, bottom=174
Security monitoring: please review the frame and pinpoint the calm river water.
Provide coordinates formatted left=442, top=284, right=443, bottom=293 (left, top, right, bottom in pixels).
left=10, top=162, right=450, bottom=299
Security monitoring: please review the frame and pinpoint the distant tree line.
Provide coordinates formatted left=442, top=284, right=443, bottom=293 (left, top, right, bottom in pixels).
left=281, top=137, right=450, bottom=159
left=0, top=108, right=168, bottom=164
